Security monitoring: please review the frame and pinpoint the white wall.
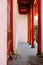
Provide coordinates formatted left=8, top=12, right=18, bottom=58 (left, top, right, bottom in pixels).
left=0, top=0, right=7, bottom=65
left=17, top=15, right=28, bottom=42
left=41, top=0, right=43, bottom=54
left=13, top=0, right=28, bottom=50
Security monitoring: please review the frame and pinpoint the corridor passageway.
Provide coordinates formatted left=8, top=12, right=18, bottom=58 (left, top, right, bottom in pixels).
left=7, top=0, right=43, bottom=65
left=0, top=0, right=43, bottom=65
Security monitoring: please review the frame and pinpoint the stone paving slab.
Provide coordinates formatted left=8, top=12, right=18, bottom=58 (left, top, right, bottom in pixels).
left=8, top=55, right=43, bottom=65
left=28, top=56, right=43, bottom=65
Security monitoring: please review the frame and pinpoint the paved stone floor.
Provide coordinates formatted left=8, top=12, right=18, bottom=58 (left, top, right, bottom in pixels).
left=8, top=43, right=43, bottom=65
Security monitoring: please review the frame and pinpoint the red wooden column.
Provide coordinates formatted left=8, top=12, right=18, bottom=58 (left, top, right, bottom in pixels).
left=27, top=10, right=32, bottom=45
left=31, top=3, right=35, bottom=48
left=38, top=0, right=41, bottom=55
left=10, top=0, right=13, bottom=53
left=30, top=9, right=32, bottom=44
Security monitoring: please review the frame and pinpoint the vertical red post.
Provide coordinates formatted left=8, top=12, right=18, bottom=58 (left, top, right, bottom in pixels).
left=31, top=3, right=35, bottom=48
left=30, top=9, right=32, bottom=44
left=27, top=10, right=32, bottom=45
left=38, top=0, right=41, bottom=55
left=10, top=0, right=13, bottom=53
